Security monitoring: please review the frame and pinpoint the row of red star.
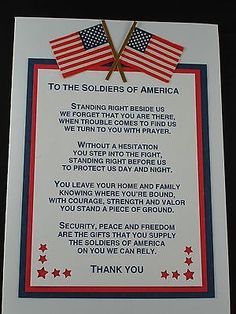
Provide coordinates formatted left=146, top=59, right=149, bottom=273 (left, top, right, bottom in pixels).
left=37, top=267, right=72, bottom=279
left=161, top=269, right=194, bottom=280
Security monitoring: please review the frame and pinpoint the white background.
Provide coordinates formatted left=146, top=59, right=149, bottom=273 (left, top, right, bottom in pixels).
left=1, top=17, right=230, bottom=314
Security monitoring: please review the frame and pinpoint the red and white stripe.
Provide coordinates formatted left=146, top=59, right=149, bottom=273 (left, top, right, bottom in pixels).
left=121, top=33, right=184, bottom=83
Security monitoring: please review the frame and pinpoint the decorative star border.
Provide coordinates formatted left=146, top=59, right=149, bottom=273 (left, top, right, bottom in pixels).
left=160, top=245, right=195, bottom=281
left=36, top=243, right=72, bottom=280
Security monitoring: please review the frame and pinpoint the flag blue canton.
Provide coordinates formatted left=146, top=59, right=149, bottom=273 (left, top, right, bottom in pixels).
left=127, top=28, right=152, bottom=52
left=79, top=24, right=108, bottom=50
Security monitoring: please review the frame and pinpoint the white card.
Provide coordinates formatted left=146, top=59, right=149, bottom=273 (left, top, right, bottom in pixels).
left=1, top=17, right=230, bottom=314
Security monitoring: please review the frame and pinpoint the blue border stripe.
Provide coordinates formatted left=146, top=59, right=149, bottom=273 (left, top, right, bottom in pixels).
left=19, top=59, right=214, bottom=298
left=19, top=59, right=37, bottom=297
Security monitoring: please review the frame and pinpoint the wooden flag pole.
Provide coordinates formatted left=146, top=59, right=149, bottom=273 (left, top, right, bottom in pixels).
left=105, top=21, right=137, bottom=81
left=102, top=20, right=127, bottom=83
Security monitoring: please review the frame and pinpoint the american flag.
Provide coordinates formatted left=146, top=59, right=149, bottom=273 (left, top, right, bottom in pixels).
left=120, top=27, right=184, bottom=83
left=49, top=24, right=114, bottom=78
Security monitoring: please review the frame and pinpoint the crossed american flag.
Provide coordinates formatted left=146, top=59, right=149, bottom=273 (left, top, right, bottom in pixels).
left=49, top=21, right=184, bottom=83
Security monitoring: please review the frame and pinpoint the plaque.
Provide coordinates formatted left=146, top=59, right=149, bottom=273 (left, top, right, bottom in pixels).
left=1, top=17, right=230, bottom=314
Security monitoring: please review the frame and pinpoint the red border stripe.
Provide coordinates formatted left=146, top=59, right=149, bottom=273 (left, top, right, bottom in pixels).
left=25, top=65, right=208, bottom=294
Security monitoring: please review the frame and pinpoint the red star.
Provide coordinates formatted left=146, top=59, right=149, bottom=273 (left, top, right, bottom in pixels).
left=184, top=257, right=193, bottom=266
left=172, top=270, right=180, bottom=279
left=184, top=246, right=193, bottom=255
left=39, top=244, right=48, bottom=253
left=37, top=267, right=48, bottom=279
left=161, top=270, right=169, bottom=279
left=63, top=268, right=72, bottom=278
left=38, top=255, right=47, bottom=264
left=52, top=268, right=60, bottom=278
left=183, top=269, right=194, bottom=280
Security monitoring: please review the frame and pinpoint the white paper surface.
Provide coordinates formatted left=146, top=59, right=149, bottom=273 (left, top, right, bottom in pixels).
left=1, top=17, right=230, bottom=314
